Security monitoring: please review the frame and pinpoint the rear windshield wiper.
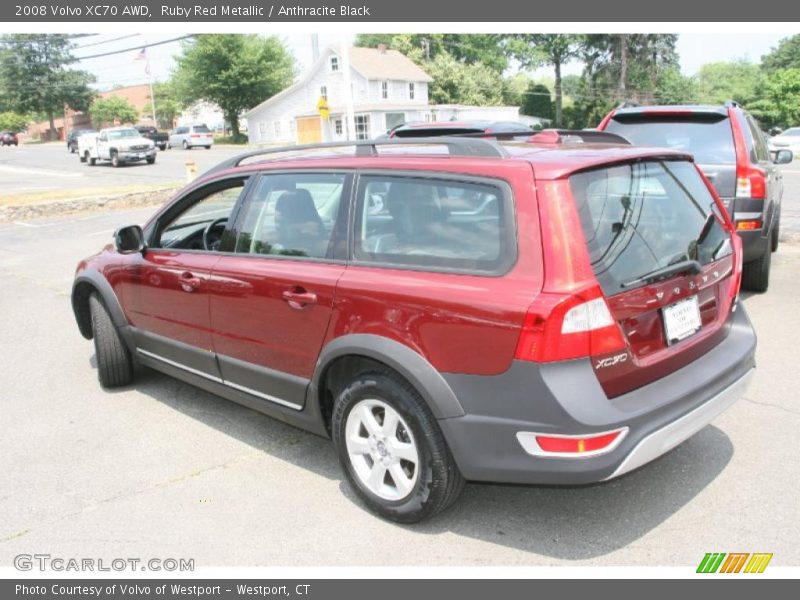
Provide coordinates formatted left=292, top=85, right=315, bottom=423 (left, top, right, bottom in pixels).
left=621, top=259, right=702, bottom=288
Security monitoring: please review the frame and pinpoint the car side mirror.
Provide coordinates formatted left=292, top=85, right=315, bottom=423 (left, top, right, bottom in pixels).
left=775, top=149, right=793, bottom=164
left=115, top=225, right=145, bottom=254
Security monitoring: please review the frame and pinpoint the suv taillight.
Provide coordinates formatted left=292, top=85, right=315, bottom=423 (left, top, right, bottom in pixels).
left=516, top=179, right=626, bottom=363
left=729, top=106, right=766, bottom=200
left=735, top=165, right=766, bottom=199
left=515, top=286, right=626, bottom=362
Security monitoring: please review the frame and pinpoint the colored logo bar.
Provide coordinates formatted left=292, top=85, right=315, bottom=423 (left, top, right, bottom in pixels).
left=697, top=553, right=773, bottom=573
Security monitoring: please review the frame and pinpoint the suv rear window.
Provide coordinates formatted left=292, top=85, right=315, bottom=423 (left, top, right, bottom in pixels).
left=570, top=160, right=732, bottom=295
left=192, top=125, right=211, bottom=133
left=354, top=175, right=512, bottom=273
left=605, top=114, right=735, bottom=164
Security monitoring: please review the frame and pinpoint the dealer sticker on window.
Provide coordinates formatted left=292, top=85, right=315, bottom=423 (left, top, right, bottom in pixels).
left=663, top=295, right=702, bottom=345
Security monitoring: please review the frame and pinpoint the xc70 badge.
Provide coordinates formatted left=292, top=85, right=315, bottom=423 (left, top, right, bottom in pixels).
left=596, top=352, right=629, bottom=369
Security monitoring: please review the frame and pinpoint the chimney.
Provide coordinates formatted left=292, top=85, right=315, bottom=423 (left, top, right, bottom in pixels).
left=377, top=43, right=387, bottom=54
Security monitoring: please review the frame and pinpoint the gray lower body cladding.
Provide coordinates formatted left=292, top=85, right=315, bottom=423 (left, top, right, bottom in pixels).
left=437, top=303, right=756, bottom=485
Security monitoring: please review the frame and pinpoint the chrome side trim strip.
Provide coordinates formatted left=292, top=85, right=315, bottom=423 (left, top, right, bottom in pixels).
left=136, top=348, right=302, bottom=411
left=604, top=368, right=755, bottom=480
left=136, top=348, right=223, bottom=383
left=222, top=380, right=303, bottom=410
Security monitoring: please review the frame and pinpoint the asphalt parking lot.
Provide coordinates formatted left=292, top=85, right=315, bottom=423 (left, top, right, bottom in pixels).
left=0, top=146, right=799, bottom=568
left=0, top=142, right=245, bottom=197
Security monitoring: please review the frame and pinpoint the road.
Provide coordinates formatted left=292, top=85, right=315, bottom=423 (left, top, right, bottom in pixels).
left=0, top=204, right=799, bottom=568
left=0, top=142, right=247, bottom=197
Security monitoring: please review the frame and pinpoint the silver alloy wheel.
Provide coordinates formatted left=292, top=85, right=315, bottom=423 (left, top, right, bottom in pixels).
left=345, top=399, right=420, bottom=501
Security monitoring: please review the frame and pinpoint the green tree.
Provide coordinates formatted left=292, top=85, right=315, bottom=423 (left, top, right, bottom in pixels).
left=172, top=34, right=295, bottom=138
left=0, top=111, right=29, bottom=132
left=355, top=34, right=509, bottom=72
left=501, top=72, right=532, bottom=107
left=508, top=35, right=583, bottom=126
left=423, top=51, right=504, bottom=106
left=749, top=68, right=800, bottom=128
left=694, top=61, right=763, bottom=104
left=149, top=82, right=182, bottom=129
left=762, top=35, right=800, bottom=71
left=521, top=83, right=554, bottom=119
left=89, top=96, right=138, bottom=128
left=0, top=34, right=95, bottom=140
left=656, top=67, right=698, bottom=104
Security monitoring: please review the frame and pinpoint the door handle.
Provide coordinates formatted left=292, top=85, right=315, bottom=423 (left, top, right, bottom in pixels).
left=282, top=288, right=318, bottom=309
left=180, top=271, right=201, bottom=293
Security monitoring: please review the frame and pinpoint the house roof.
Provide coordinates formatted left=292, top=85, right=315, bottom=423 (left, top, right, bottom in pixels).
left=347, top=47, right=433, bottom=83
left=245, top=46, right=432, bottom=117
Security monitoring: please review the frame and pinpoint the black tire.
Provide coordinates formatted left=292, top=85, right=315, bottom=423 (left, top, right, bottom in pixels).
left=205, top=145, right=211, bottom=150
left=146, top=156, right=156, bottom=164
left=110, top=151, right=120, bottom=167
left=89, top=293, right=133, bottom=388
left=742, top=245, right=772, bottom=293
left=332, top=369, right=465, bottom=523
left=771, top=215, right=780, bottom=253
left=182, top=140, right=189, bottom=150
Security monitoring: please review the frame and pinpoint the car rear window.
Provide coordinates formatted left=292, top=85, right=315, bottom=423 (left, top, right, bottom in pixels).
left=605, top=113, right=736, bottom=164
left=569, top=160, right=732, bottom=295
left=193, top=126, right=211, bottom=133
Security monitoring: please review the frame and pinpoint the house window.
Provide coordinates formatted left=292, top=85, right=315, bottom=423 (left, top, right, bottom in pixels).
left=274, top=121, right=281, bottom=138
left=408, top=82, right=415, bottom=100
left=259, top=122, right=267, bottom=134
left=354, top=114, right=370, bottom=140
left=381, top=81, right=388, bottom=100
left=334, top=119, right=343, bottom=136
left=330, top=55, right=339, bottom=72
left=320, top=86, right=328, bottom=101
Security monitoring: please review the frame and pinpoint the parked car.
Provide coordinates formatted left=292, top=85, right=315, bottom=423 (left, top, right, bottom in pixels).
left=387, top=120, right=533, bottom=138
left=168, top=124, right=213, bottom=149
left=135, top=125, right=169, bottom=151
left=0, top=131, right=19, bottom=146
left=598, top=101, right=793, bottom=292
left=67, top=128, right=96, bottom=153
left=78, top=127, right=156, bottom=167
left=767, top=126, right=800, bottom=158
left=72, top=133, right=756, bottom=523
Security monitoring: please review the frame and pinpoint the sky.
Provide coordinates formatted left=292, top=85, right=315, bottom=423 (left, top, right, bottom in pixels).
left=72, top=32, right=789, bottom=92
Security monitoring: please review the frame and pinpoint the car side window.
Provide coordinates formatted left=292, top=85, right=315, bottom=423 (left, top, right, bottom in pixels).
left=353, top=175, right=509, bottom=273
left=234, top=173, right=347, bottom=259
left=746, top=114, right=769, bottom=162
left=152, top=179, right=248, bottom=251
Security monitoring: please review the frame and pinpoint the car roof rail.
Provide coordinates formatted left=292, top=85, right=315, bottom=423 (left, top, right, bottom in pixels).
left=526, top=129, right=632, bottom=145
left=723, top=99, right=740, bottom=108
left=202, top=137, right=508, bottom=176
left=616, top=100, right=640, bottom=109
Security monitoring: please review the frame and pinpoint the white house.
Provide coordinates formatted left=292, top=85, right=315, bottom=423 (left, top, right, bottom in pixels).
left=245, top=45, right=524, bottom=145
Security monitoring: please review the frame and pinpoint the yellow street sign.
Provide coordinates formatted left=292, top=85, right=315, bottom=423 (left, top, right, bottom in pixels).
left=317, top=96, right=330, bottom=120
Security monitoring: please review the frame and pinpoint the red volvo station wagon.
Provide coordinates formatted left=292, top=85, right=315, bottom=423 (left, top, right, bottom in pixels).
left=72, top=132, right=756, bottom=522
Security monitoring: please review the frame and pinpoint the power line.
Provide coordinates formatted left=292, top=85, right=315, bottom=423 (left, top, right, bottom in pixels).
left=73, top=35, right=194, bottom=61
left=73, top=34, right=141, bottom=49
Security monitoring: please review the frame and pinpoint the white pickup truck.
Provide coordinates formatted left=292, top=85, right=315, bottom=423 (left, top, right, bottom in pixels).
left=78, top=127, right=156, bottom=167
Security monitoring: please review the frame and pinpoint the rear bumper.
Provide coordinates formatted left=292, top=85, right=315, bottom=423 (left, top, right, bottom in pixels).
left=738, top=229, right=770, bottom=263
left=438, top=303, right=756, bottom=485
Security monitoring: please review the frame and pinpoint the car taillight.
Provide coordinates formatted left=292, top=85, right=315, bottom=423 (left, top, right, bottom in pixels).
left=191, top=134, right=201, bottom=138
left=728, top=107, right=766, bottom=200
left=515, top=286, right=627, bottom=363
left=736, top=219, right=762, bottom=231
left=735, top=166, right=766, bottom=199
left=518, top=179, right=627, bottom=363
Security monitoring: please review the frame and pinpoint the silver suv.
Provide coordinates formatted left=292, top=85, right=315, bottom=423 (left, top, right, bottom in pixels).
left=168, top=124, right=214, bottom=150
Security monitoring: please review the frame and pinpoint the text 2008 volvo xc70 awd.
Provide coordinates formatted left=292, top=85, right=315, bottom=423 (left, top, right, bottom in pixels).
left=72, top=133, right=756, bottom=523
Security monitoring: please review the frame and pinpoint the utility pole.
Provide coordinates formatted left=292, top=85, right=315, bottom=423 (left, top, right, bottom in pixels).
left=339, top=35, right=355, bottom=141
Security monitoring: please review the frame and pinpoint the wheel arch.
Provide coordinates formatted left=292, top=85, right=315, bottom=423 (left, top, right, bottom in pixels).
left=72, top=271, right=129, bottom=340
left=311, top=334, right=465, bottom=433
